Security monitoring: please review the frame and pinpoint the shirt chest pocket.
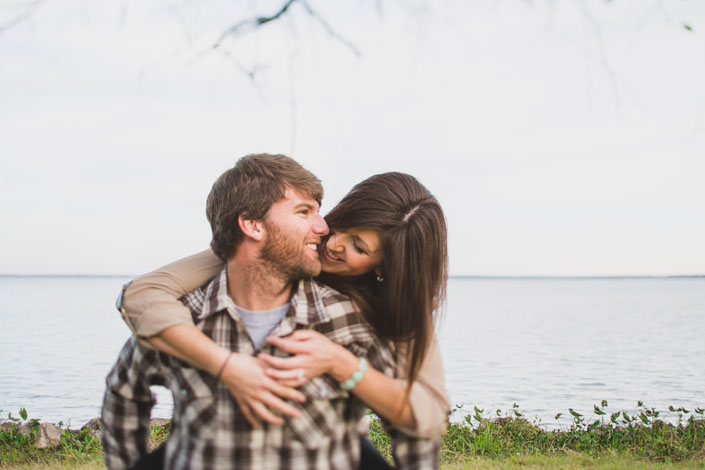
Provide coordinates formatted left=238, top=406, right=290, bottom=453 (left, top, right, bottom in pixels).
left=286, top=375, right=355, bottom=449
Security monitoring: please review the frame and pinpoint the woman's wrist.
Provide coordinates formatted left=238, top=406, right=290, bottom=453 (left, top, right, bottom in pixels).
left=329, top=346, right=359, bottom=382
left=340, top=357, right=368, bottom=391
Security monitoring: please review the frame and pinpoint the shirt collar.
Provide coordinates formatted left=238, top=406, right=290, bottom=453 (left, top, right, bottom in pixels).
left=195, top=268, right=234, bottom=321
left=195, top=268, right=331, bottom=327
left=290, top=279, right=331, bottom=326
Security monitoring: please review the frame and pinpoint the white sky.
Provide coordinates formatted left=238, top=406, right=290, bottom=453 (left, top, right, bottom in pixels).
left=1, top=0, right=704, bottom=276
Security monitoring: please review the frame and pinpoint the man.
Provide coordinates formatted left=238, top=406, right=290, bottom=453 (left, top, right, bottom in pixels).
left=101, top=154, right=438, bottom=469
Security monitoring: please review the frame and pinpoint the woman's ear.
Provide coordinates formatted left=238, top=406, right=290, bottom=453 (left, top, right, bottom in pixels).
left=238, top=215, right=264, bottom=242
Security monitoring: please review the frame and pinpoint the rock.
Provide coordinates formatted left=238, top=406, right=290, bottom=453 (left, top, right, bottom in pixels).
left=34, top=423, right=64, bottom=449
left=81, top=418, right=102, bottom=440
left=81, top=417, right=102, bottom=431
left=587, top=424, right=611, bottom=436
left=150, top=418, right=171, bottom=429
left=0, top=421, right=17, bottom=433
left=0, top=421, right=33, bottom=438
left=16, top=422, right=32, bottom=437
left=1, top=421, right=62, bottom=448
left=1, top=419, right=108, bottom=448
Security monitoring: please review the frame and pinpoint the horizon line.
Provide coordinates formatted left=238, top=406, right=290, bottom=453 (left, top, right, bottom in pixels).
left=1, top=274, right=703, bottom=280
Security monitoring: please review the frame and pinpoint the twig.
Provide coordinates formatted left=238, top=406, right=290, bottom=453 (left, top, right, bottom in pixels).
left=289, top=52, right=298, bottom=155
left=217, top=48, right=269, bottom=102
left=300, top=0, right=361, bottom=57
left=572, top=0, right=622, bottom=112
left=0, top=0, right=47, bottom=35
left=212, top=0, right=298, bottom=49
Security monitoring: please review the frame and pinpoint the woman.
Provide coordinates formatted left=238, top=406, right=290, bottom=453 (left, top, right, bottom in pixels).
left=120, top=172, right=449, bottom=466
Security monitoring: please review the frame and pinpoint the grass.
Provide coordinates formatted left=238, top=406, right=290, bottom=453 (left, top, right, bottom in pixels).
left=2, top=456, right=704, bottom=470
left=433, top=402, right=705, bottom=463
left=0, top=411, right=103, bottom=469
left=2, top=402, right=704, bottom=469
left=0, top=464, right=104, bottom=470
left=440, top=455, right=705, bottom=469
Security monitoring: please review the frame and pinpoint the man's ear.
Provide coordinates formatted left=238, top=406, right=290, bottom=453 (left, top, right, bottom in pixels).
left=238, top=214, right=265, bottom=242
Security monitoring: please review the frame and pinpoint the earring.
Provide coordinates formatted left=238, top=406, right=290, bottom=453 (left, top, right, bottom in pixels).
left=376, top=272, right=384, bottom=282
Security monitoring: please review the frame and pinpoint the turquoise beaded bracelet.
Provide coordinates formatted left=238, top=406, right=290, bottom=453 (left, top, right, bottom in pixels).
left=340, top=357, right=368, bottom=391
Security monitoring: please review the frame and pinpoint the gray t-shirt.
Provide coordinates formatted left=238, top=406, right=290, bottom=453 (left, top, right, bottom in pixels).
left=235, top=303, right=290, bottom=349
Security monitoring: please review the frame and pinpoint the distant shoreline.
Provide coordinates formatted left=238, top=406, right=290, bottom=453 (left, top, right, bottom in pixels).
left=0, top=274, right=134, bottom=278
left=451, top=274, right=705, bottom=280
left=1, top=274, right=703, bottom=280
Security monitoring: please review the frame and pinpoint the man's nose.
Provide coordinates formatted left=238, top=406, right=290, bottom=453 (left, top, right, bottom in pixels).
left=312, top=214, right=329, bottom=236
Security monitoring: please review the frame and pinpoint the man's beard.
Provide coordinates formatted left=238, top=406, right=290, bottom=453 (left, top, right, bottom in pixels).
left=259, top=221, right=321, bottom=281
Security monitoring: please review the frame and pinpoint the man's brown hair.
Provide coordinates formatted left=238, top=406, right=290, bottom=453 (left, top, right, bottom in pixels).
left=206, top=153, right=323, bottom=261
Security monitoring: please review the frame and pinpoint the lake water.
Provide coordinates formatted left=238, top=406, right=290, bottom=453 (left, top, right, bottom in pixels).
left=0, top=276, right=703, bottom=428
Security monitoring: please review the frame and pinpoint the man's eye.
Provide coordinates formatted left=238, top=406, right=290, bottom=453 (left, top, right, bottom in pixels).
left=299, top=210, right=309, bottom=215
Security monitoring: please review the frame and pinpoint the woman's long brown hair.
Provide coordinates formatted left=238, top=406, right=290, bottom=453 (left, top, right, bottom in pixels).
left=316, top=172, right=448, bottom=387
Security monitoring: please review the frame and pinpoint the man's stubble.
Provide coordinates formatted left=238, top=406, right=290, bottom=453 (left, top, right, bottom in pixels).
left=259, top=219, right=321, bottom=281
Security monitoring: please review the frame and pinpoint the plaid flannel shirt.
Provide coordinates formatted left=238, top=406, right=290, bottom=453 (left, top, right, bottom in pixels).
left=102, top=269, right=440, bottom=470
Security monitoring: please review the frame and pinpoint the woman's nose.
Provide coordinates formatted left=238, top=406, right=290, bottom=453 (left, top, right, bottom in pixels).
left=329, top=234, right=344, bottom=253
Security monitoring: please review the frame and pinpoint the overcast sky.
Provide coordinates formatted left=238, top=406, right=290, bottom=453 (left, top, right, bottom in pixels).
left=1, top=0, right=704, bottom=276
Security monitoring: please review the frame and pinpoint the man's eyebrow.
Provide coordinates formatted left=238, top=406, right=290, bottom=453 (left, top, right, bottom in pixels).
left=293, top=202, right=318, bottom=211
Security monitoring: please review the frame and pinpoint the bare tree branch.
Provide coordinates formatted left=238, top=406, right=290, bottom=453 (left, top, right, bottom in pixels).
left=300, top=0, right=361, bottom=57
left=212, top=0, right=361, bottom=58
left=573, top=0, right=623, bottom=111
left=216, top=48, right=269, bottom=101
left=0, top=0, right=47, bottom=35
left=198, top=0, right=361, bottom=89
left=212, top=0, right=297, bottom=49
left=288, top=52, right=298, bottom=155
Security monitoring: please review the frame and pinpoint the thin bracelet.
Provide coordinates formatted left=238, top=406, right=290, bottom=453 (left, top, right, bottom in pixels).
left=340, top=357, right=368, bottom=391
left=215, top=352, right=234, bottom=381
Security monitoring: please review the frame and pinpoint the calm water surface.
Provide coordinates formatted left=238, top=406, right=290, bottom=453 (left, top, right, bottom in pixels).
left=0, top=276, right=703, bottom=427
left=438, top=277, right=705, bottom=426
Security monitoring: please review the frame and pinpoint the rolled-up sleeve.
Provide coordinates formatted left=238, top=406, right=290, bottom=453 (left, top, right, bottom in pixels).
left=391, top=334, right=450, bottom=439
left=121, top=249, right=223, bottom=337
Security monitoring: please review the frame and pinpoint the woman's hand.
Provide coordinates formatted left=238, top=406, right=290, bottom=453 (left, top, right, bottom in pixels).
left=259, top=330, right=352, bottom=386
left=219, top=352, right=307, bottom=427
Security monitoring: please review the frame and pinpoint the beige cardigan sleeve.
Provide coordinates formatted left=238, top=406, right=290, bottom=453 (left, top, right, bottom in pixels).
left=392, top=333, right=450, bottom=438
left=121, top=248, right=450, bottom=437
left=121, top=249, right=224, bottom=337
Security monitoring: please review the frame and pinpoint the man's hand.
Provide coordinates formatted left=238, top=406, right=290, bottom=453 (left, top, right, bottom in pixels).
left=219, top=353, right=306, bottom=427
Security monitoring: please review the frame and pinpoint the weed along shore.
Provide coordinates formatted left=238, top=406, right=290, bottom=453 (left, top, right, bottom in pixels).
left=2, top=403, right=704, bottom=469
